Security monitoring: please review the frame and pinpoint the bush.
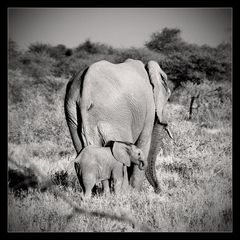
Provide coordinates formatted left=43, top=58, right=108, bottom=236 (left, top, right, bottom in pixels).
left=145, top=28, right=232, bottom=87
left=145, top=28, right=188, bottom=54
left=60, top=52, right=121, bottom=77
left=161, top=51, right=199, bottom=88
left=28, top=42, right=71, bottom=59
left=75, top=39, right=115, bottom=55
left=114, top=47, right=164, bottom=64
left=159, top=46, right=231, bottom=89
left=8, top=39, right=23, bottom=70
left=20, top=52, right=56, bottom=79
left=175, top=80, right=232, bottom=128
left=10, top=34, right=231, bottom=84
left=25, top=42, right=74, bottom=78
left=28, top=42, right=51, bottom=54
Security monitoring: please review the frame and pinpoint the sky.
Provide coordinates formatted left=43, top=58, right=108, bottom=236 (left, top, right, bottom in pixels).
left=8, top=8, right=232, bottom=50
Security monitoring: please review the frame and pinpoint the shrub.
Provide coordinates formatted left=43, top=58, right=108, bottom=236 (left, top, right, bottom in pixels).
left=160, top=47, right=231, bottom=89
left=161, top=51, right=198, bottom=88
left=61, top=56, right=91, bottom=76
left=28, top=43, right=69, bottom=58
left=28, top=42, right=51, bottom=54
left=8, top=39, right=23, bottom=70
left=115, top=47, right=164, bottom=64
left=75, top=39, right=115, bottom=55
left=177, top=80, right=232, bottom=128
left=145, top=28, right=232, bottom=87
left=145, top=28, right=188, bottom=54
left=12, top=35, right=231, bottom=85
left=25, top=42, right=74, bottom=78
left=20, top=52, right=56, bottom=79
left=60, top=52, right=121, bottom=77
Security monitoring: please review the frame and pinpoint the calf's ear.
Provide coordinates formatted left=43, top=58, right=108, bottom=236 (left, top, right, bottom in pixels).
left=111, top=141, right=131, bottom=167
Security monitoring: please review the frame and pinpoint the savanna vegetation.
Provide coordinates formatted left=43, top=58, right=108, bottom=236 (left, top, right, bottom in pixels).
left=8, top=28, right=232, bottom=232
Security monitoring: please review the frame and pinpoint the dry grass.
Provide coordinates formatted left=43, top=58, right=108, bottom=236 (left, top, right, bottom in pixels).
left=8, top=73, right=232, bottom=231
left=8, top=35, right=232, bottom=232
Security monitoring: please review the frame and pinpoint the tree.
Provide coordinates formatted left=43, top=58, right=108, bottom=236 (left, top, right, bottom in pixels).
left=28, top=42, right=51, bottom=54
left=145, top=28, right=186, bottom=54
left=76, top=39, right=98, bottom=54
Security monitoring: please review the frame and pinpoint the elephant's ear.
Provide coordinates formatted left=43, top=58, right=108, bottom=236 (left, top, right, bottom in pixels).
left=146, top=61, right=171, bottom=125
left=111, top=141, right=132, bottom=167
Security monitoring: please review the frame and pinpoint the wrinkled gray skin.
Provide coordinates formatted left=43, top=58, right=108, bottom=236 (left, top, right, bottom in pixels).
left=65, top=59, right=171, bottom=193
left=74, top=141, right=145, bottom=198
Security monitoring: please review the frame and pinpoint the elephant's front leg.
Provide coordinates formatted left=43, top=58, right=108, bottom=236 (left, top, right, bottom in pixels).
left=84, top=187, right=92, bottom=199
left=112, top=168, right=124, bottom=194
left=114, top=178, right=123, bottom=194
left=129, top=165, right=145, bottom=190
left=102, top=180, right=110, bottom=195
left=122, top=166, right=129, bottom=192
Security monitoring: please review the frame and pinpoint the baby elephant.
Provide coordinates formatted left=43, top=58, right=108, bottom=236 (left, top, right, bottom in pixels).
left=74, top=141, right=145, bottom=198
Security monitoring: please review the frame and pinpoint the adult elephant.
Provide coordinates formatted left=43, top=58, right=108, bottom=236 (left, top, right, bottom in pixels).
left=64, top=59, right=172, bottom=193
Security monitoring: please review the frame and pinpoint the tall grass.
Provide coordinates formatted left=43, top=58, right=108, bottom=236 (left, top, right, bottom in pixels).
left=8, top=31, right=232, bottom=231
left=8, top=78, right=232, bottom=231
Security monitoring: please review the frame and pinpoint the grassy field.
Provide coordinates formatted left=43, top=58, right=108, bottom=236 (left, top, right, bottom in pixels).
left=8, top=70, right=232, bottom=231
left=8, top=31, right=232, bottom=231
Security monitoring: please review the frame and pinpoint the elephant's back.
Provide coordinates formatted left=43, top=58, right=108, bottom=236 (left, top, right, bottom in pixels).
left=80, top=60, right=154, bottom=145
left=82, top=60, right=152, bottom=106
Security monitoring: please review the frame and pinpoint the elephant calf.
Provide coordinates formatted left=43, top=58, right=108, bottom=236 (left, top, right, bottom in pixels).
left=74, top=141, right=145, bottom=198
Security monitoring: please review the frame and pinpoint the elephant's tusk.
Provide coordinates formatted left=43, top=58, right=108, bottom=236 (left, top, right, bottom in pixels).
left=165, top=126, right=174, bottom=140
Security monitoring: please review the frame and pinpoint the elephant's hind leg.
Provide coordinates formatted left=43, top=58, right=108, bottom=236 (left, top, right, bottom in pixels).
left=82, top=174, right=96, bottom=198
left=74, top=162, right=85, bottom=193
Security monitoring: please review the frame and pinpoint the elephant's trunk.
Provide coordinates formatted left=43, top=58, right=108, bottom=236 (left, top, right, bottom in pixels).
left=138, top=160, right=146, bottom=171
left=145, top=123, right=163, bottom=193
